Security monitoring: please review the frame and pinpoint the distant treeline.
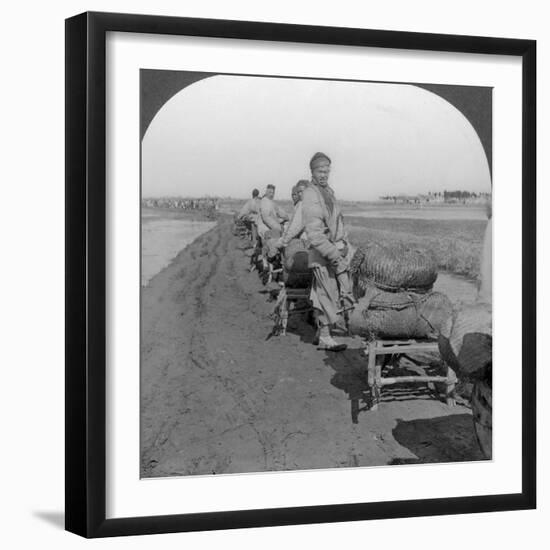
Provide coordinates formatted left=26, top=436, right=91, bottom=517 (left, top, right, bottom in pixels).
left=380, top=191, right=491, bottom=204
left=438, top=191, right=489, bottom=200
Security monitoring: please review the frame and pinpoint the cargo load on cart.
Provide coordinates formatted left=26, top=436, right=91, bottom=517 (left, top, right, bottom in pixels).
left=281, top=238, right=312, bottom=289
left=350, top=242, right=438, bottom=294
left=349, top=243, right=451, bottom=339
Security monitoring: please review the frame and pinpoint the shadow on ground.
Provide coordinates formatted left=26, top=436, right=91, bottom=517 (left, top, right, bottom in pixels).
left=321, top=343, right=451, bottom=424
left=389, top=414, right=487, bottom=464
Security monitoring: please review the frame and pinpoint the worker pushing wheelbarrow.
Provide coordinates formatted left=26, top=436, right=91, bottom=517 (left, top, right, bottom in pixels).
left=271, top=153, right=356, bottom=350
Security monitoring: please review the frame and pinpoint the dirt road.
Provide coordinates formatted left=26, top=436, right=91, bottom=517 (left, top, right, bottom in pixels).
left=141, top=217, right=484, bottom=477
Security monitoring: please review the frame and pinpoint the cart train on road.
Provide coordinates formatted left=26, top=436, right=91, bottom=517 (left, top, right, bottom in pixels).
left=232, top=204, right=492, bottom=458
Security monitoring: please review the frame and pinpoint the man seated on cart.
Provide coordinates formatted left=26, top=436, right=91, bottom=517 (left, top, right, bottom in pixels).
left=277, top=180, right=309, bottom=248
left=257, top=184, right=289, bottom=258
left=237, top=188, right=261, bottom=244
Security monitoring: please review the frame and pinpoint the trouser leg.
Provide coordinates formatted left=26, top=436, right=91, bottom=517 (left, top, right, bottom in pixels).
left=309, top=237, right=356, bottom=312
left=310, top=272, right=347, bottom=351
left=310, top=266, right=340, bottom=325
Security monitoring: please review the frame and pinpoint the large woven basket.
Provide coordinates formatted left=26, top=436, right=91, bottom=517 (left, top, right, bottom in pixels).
left=350, top=243, right=437, bottom=295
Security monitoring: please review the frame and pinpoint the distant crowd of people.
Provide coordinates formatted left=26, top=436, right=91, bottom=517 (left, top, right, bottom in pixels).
left=237, top=152, right=356, bottom=351
left=142, top=197, right=219, bottom=211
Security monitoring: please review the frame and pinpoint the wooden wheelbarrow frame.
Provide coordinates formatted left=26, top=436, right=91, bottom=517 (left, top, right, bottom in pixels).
left=272, top=281, right=353, bottom=337
left=364, top=338, right=457, bottom=411
left=271, top=284, right=311, bottom=336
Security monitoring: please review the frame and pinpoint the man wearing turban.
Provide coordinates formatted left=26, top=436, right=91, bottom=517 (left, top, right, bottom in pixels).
left=301, top=152, right=355, bottom=351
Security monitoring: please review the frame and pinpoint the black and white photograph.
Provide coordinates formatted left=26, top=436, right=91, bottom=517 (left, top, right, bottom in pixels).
left=0, top=0, right=542, bottom=545
left=140, top=70, right=493, bottom=478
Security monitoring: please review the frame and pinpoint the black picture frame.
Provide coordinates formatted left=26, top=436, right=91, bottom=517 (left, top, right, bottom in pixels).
left=65, top=11, right=536, bottom=538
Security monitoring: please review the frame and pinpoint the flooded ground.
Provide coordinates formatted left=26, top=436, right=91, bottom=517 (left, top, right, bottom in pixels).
left=434, top=272, right=479, bottom=306
left=141, top=209, right=216, bottom=286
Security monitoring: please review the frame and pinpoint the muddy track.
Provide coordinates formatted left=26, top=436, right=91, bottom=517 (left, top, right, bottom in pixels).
left=140, top=218, right=485, bottom=477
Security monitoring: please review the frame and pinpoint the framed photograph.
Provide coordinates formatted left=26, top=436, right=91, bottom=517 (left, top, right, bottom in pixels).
left=65, top=11, right=536, bottom=538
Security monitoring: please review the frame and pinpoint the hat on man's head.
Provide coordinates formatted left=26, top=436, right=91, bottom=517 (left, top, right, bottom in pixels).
left=309, top=152, right=331, bottom=170
left=266, top=184, right=276, bottom=190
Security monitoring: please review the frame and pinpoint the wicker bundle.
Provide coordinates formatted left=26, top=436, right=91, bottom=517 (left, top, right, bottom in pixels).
left=438, top=303, right=492, bottom=381
left=282, top=239, right=312, bottom=289
left=348, top=283, right=453, bottom=339
left=350, top=243, right=437, bottom=295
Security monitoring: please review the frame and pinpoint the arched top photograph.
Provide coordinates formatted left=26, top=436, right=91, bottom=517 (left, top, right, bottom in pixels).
left=139, top=68, right=494, bottom=482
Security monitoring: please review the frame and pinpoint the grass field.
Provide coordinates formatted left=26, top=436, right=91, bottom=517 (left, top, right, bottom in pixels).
left=221, top=197, right=489, bottom=281
left=345, top=215, right=487, bottom=280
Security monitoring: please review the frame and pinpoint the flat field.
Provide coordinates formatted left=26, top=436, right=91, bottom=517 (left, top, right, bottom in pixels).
left=345, top=212, right=487, bottom=280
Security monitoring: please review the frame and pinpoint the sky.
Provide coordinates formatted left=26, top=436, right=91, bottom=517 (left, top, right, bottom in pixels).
left=141, top=75, right=492, bottom=201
